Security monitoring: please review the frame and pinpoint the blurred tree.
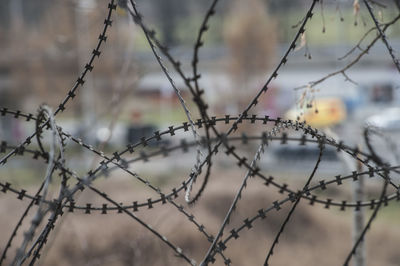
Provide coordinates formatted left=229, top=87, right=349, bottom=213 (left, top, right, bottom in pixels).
left=223, top=0, right=277, bottom=112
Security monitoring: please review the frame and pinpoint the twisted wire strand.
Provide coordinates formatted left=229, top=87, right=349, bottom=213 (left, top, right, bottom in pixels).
left=263, top=139, right=325, bottom=265
left=1, top=111, right=398, bottom=212
left=342, top=127, right=392, bottom=265
left=0, top=0, right=116, bottom=167
left=13, top=106, right=61, bottom=265
left=1, top=133, right=398, bottom=264
left=363, top=0, right=400, bottom=73
left=2, top=0, right=400, bottom=262
left=126, top=0, right=204, bottom=182
left=185, top=0, right=220, bottom=204
left=201, top=122, right=294, bottom=264
left=2, top=133, right=399, bottom=214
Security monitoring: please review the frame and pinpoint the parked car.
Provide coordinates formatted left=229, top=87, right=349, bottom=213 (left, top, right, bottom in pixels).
left=365, top=107, right=400, bottom=131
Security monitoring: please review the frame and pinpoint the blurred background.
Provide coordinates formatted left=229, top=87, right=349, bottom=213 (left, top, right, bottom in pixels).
left=0, top=0, right=400, bottom=148
left=1, top=0, right=400, bottom=265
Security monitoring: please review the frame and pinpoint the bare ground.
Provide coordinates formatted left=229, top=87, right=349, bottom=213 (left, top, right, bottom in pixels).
left=1, top=168, right=399, bottom=266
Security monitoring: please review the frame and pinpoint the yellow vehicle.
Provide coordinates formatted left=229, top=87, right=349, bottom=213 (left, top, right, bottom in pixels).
left=285, top=98, right=347, bottom=128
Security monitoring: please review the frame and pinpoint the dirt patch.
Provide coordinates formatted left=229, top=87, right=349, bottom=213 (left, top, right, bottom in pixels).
left=1, top=172, right=399, bottom=265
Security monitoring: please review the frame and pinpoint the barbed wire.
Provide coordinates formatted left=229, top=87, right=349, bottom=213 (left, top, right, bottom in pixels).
left=125, top=0, right=205, bottom=190
left=2, top=112, right=399, bottom=264
left=1, top=110, right=400, bottom=265
left=1, top=0, right=400, bottom=265
left=363, top=0, right=400, bottom=73
left=1, top=121, right=399, bottom=211
left=263, top=138, right=325, bottom=265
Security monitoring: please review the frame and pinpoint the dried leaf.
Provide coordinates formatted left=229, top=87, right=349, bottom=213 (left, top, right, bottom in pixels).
left=295, top=33, right=307, bottom=52
left=353, top=0, right=360, bottom=16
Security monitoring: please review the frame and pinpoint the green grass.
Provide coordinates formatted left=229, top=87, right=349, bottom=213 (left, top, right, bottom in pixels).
left=275, top=6, right=400, bottom=45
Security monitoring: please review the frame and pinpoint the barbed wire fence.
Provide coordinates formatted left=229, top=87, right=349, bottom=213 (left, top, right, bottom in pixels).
left=1, top=0, right=400, bottom=265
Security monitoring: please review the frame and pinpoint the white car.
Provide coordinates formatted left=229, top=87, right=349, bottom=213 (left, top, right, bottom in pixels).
left=365, top=107, right=400, bottom=131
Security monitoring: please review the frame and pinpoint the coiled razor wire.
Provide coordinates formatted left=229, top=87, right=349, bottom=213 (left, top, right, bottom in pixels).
left=1, top=0, right=400, bottom=265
